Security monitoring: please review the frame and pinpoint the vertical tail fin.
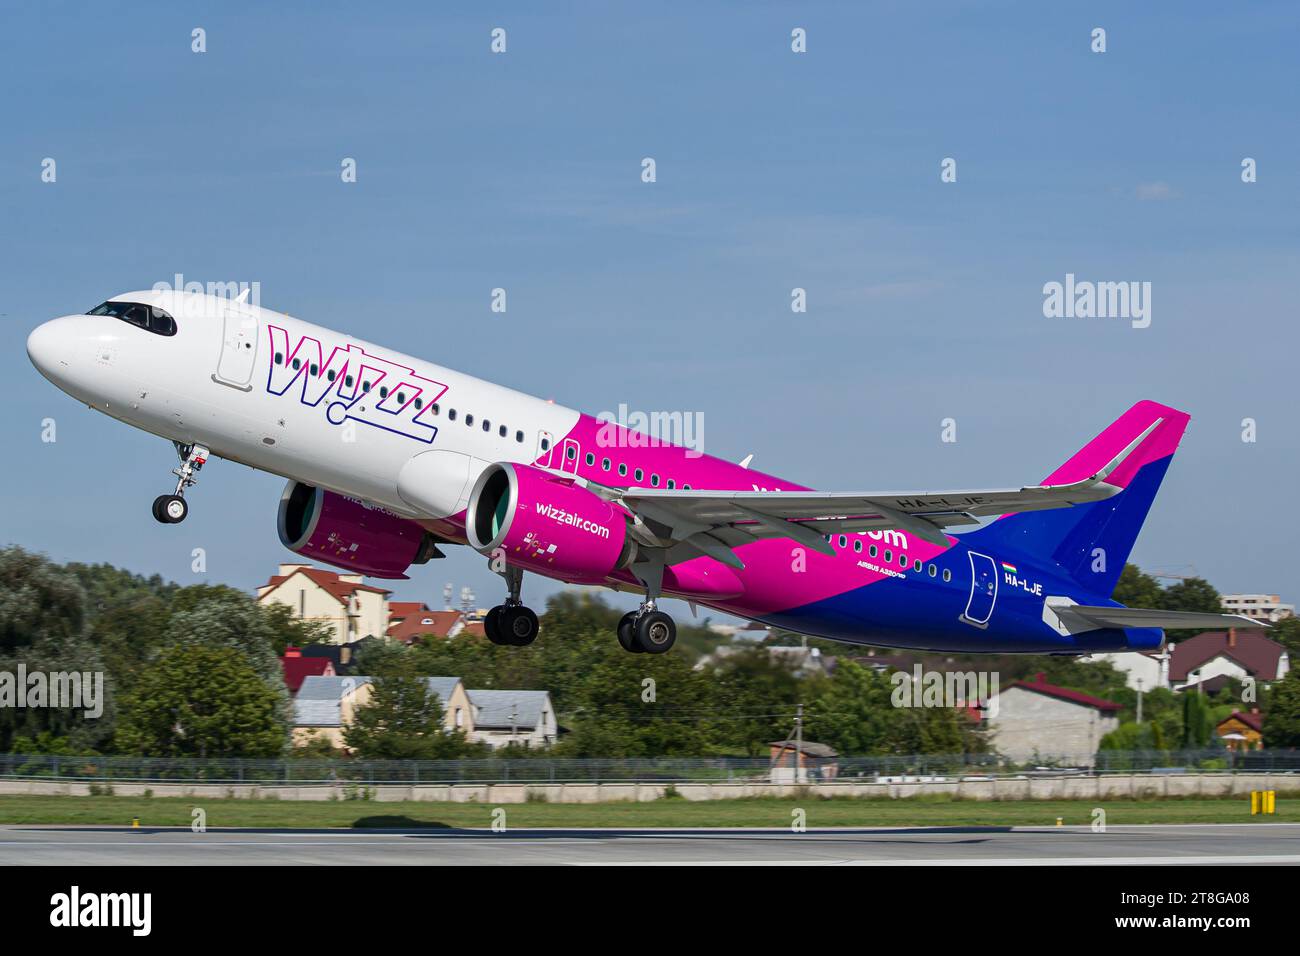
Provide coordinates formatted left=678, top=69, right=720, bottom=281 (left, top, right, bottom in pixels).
left=972, top=401, right=1191, bottom=596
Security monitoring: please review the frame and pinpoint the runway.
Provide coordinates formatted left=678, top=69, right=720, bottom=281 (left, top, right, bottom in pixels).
left=3, top=823, right=1298, bottom=865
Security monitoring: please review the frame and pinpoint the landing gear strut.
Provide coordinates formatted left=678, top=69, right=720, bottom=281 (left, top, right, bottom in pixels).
left=152, top=442, right=208, bottom=524
left=485, top=562, right=540, bottom=647
left=618, top=552, right=677, bottom=654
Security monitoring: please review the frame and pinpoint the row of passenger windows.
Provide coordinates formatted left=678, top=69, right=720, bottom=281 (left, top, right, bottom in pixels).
left=271, top=351, right=529, bottom=443
left=270, top=350, right=702, bottom=483
left=827, top=533, right=953, bottom=581
left=571, top=446, right=692, bottom=490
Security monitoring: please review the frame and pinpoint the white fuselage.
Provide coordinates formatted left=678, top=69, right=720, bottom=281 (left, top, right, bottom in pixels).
left=28, top=290, right=580, bottom=540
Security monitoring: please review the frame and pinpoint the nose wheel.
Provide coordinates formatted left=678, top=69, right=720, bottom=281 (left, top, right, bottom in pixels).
left=152, top=442, right=208, bottom=524
left=152, top=495, right=188, bottom=524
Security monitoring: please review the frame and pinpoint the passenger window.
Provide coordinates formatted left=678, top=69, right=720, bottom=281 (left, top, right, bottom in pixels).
left=854, top=540, right=862, bottom=553
left=928, top=564, right=937, bottom=577
left=379, top=386, right=388, bottom=398
left=870, top=545, right=878, bottom=557
left=586, top=453, right=595, bottom=466
left=618, top=464, right=627, bottom=477
left=345, top=375, right=354, bottom=388
left=483, top=420, right=491, bottom=432
left=666, top=479, right=675, bottom=489
left=838, top=535, right=847, bottom=548
left=634, top=468, right=643, bottom=481
left=567, top=446, right=577, bottom=460
left=943, top=569, right=952, bottom=582
left=465, top=414, right=474, bottom=426
left=500, top=425, right=507, bottom=438
left=884, top=550, right=892, bottom=562
left=448, top=408, right=456, bottom=421
left=310, top=364, right=319, bottom=377
left=515, top=430, right=524, bottom=442
left=540, top=437, right=549, bottom=451
left=914, top=559, right=922, bottom=572
left=274, top=352, right=283, bottom=365
left=651, top=474, right=660, bottom=487
left=602, top=458, right=611, bottom=471
left=899, top=553, right=907, bottom=567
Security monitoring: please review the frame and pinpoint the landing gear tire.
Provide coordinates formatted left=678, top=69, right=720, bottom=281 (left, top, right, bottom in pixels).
left=617, top=612, right=643, bottom=653
left=484, top=606, right=507, bottom=645
left=500, top=605, right=539, bottom=646
left=634, top=610, right=676, bottom=654
left=152, top=494, right=188, bottom=524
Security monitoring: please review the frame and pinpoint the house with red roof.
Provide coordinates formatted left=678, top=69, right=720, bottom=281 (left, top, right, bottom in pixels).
left=257, top=563, right=392, bottom=645
left=279, top=646, right=336, bottom=694
left=1168, top=630, right=1289, bottom=692
left=386, top=602, right=465, bottom=644
left=1216, top=709, right=1264, bottom=751
left=986, top=673, right=1122, bottom=766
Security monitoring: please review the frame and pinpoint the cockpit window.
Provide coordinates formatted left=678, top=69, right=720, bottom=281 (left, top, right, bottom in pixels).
left=88, top=301, right=177, bottom=337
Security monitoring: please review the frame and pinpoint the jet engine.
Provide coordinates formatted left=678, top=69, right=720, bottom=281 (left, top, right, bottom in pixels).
left=277, top=480, right=441, bottom=579
left=466, top=463, right=637, bottom=583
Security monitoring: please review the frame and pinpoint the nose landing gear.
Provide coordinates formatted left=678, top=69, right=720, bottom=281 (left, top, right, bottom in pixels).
left=152, top=442, right=209, bottom=524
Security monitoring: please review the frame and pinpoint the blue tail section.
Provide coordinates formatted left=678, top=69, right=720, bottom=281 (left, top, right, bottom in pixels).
left=968, top=401, right=1190, bottom=597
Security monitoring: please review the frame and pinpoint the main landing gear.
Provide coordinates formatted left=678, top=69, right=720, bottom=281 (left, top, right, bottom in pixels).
left=485, top=563, right=540, bottom=647
left=152, top=442, right=209, bottom=524
left=616, top=605, right=677, bottom=654
left=616, top=551, right=677, bottom=654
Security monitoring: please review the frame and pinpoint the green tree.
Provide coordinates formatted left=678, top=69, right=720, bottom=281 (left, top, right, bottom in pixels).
left=116, top=645, right=287, bottom=757
left=702, top=645, right=806, bottom=756
left=1262, top=670, right=1300, bottom=748
left=1111, top=564, right=1163, bottom=609
left=343, top=664, right=477, bottom=759
left=0, top=547, right=112, bottom=751
left=554, top=651, right=716, bottom=757
left=1181, top=690, right=1214, bottom=748
left=161, top=591, right=293, bottom=727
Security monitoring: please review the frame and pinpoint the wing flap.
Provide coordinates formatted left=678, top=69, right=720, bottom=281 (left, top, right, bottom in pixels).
left=1057, top=605, right=1270, bottom=632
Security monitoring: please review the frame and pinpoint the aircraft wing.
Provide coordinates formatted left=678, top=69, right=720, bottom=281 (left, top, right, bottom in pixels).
left=590, top=421, right=1161, bottom=569
left=1052, top=605, right=1270, bottom=632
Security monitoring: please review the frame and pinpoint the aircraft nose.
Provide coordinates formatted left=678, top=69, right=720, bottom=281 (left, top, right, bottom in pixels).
left=27, top=316, right=83, bottom=385
left=27, top=320, right=62, bottom=375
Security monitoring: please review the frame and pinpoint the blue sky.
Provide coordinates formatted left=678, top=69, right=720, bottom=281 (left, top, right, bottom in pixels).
left=2, top=2, right=1297, bottom=614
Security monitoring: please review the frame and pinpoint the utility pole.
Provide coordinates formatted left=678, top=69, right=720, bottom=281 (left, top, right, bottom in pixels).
left=511, top=703, right=518, bottom=747
left=794, top=703, right=804, bottom=784
left=1136, top=679, right=1144, bottom=724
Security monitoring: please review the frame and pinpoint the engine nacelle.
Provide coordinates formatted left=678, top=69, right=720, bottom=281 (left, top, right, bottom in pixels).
left=466, top=463, right=636, bottom=583
left=277, top=481, right=440, bottom=579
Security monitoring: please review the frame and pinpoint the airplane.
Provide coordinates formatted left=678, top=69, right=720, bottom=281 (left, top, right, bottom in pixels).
left=26, top=290, right=1266, bottom=655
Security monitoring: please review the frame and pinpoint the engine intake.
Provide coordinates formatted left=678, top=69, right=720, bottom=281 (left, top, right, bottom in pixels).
left=277, top=480, right=440, bottom=579
left=466, top=463, right=636, bottom=583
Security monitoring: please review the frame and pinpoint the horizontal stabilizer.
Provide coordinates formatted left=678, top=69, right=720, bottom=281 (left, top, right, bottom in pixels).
left=1055, top=604, right=1270, bottom=632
